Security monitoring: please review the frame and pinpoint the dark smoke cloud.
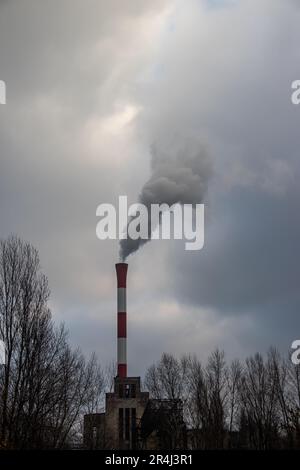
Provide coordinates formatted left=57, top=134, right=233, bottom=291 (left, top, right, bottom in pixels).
left=119, top=137, right=213, bottom=260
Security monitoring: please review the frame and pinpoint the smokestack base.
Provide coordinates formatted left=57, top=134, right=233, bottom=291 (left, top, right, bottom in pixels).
left=118, top=364, right=127, bottom=377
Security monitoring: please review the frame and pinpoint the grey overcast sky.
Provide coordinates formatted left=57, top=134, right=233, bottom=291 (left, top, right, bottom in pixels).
left=0, top=0, right=300, bottom=375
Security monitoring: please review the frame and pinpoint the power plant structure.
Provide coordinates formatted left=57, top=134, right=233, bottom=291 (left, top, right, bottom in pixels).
left=83, top=263, right=186, bottom=450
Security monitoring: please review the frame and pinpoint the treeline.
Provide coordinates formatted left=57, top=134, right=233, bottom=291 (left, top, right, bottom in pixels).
left=0, top=236, right=105, bottom=449
left=144, top=350, right=300, bottom=449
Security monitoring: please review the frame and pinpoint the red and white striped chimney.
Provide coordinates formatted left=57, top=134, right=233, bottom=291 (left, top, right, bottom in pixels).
left=115, top=263, right=128, bottom=378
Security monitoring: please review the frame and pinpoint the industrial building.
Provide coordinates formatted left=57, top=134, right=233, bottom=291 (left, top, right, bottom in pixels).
left=83, top=263, right=186, bottom=450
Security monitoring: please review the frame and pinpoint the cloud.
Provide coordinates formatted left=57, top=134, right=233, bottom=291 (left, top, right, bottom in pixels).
left=0, top=0, right=299, bottom=373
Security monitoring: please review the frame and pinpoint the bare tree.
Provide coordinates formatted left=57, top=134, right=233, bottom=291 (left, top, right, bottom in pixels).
left=204, top=349, right=228, bottom=448
left=227, top=359, right=242, bottom=444
left=104, top=360, right=117, bottom=394
left=144, top=353, right=184, bottom=400
left=144, top=348, right=300, bottom=450
left=238, top=351, right=280, bottom=449
left=0, top=236, right=104, bottom=449
left=183, top=354, right=207, bottom=448
left=278, top=354, right=300, bottom=447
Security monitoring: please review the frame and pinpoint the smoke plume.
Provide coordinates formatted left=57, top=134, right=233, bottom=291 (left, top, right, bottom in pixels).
left=119, top=138, right=212, bottom=261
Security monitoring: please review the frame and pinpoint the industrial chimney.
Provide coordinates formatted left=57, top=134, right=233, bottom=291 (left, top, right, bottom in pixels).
left=115, top=263, right=128, bottom=378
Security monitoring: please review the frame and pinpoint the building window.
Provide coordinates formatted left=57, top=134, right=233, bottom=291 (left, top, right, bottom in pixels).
left=119, top=408, right=124, bottom=441
left=131, top=408, right=137, bottom=449
left=120, top=382, right=137, bottom=399
left=125, top=408, right=130, bottom=441
left=92, top=426, right=97, bottom=447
